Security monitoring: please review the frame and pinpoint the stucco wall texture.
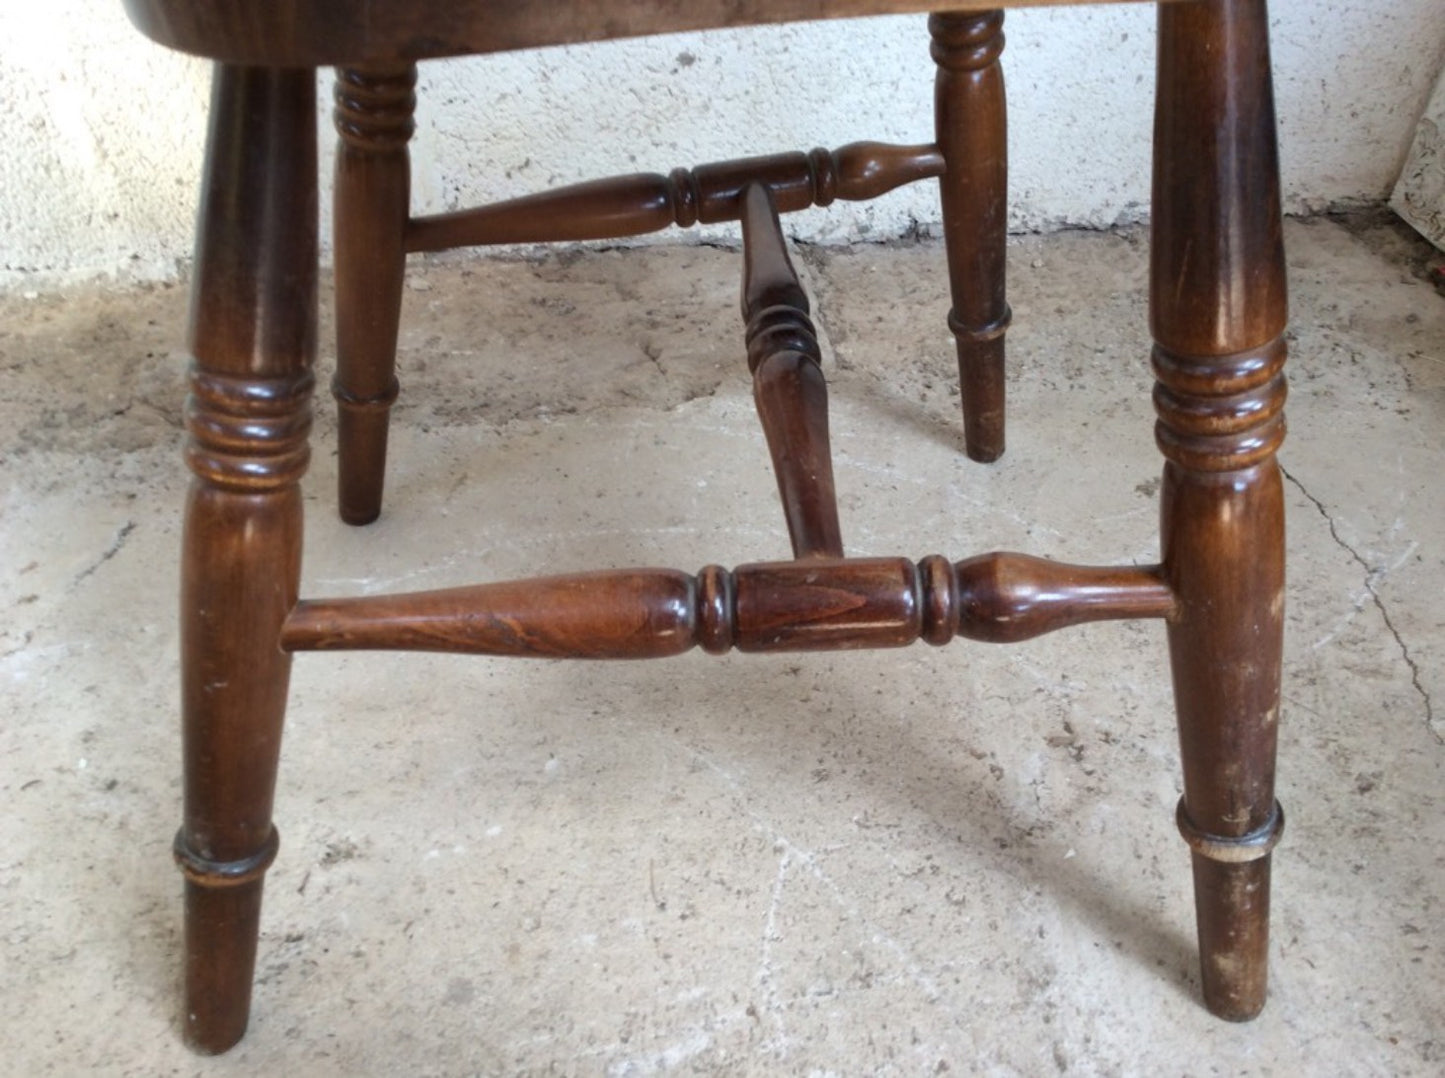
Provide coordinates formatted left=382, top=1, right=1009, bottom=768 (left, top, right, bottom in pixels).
left=3, top=2, right=1443, bottom=289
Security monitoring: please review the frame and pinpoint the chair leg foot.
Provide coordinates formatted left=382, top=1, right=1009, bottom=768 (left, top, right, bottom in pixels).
left=335, top=388, right=398, bottom=525
left=1189, top=852, right=1277, bottom=1020
left=1161, top=455, right=1286, bottom=1022
left=948, top=309, right=1007, bottom=463
left=176, top=840, right=276, bottom=1052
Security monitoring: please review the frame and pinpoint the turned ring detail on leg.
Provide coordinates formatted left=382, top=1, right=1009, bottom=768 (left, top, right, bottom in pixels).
left=1175, top=799, right=1284, bottom=865
left=173, top=826, right=281, bottom=889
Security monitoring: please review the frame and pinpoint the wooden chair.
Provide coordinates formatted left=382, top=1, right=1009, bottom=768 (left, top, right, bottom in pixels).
left=122, top=0, right=1289, bottom=1053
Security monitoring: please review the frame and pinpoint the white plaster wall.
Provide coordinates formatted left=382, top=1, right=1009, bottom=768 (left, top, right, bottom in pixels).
left=1393, top=66, right=1445, bottom=249
left=2, top=1, right=1443, bottom=289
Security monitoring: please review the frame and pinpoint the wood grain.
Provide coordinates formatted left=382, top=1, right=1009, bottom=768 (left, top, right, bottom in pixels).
left=280, top=555, right=1175, bottom=655
left=1151, top=0, right=1288, bottom=1023
left=178, top=64, right=317, bottom=1054
left=740, top=183, right=844, bottom=560
left=332, top=63, right=415, bottom=525
left=123, top=0, right=1174, bottom=65
left=134, top=0, right=1291, bottom=1052
left=407, top=142, right=943, bottom=252
left=933, top=11, right=1011, bottom=461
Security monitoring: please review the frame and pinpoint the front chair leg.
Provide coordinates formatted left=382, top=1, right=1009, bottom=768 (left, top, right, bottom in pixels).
left=1151, top=0, right=1288, bottom=1020
left=931, top=10, right=1010, bottom=462
left=176, top=63, right=317, bottom=1053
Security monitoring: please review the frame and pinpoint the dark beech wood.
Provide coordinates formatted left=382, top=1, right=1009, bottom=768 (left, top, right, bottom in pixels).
left=178, top=63, right=317, bottom=1054
left=1152, top=0, right=1288, bottom=1022
left=741, top=183, right=844, bottom=560
left=281, top=555, right=1175, bottom=655
left=932, top=11, right=1010, bottom=461
left=121, top=0, right=1175, bottom=66
left=125, top=0, right=1292, bottom=1053
left=333, top=63, right=415, bottom=525
left=406, top=142, right=944, bottom=252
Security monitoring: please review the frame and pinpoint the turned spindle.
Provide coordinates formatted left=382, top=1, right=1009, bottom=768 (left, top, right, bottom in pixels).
left=739, top=183, right=843, bottom=560
left=281, top=554, right=1175, bottom=657
left=405, top=142, right=944, bottom=252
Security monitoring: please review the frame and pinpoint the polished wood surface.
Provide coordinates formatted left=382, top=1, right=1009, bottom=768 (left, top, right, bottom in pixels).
left=407, top=142, right=944, bottom=252
left=281, top=555, right=1174, bottom=655
left=332, top=64, right=415, bottom=525
left=933, top=11, right=1011, bottom=461
left=131, top=0, right=1293, bottom=1054
left=176, top=65, right=317, bottom=1053
left=740, top=183, right=844, bottom=560
left=1151, top=0, right=1287, bottom=1022
left=361, top=142, right=943, bottom=524
left=122, top=0, right=1174, bottom=65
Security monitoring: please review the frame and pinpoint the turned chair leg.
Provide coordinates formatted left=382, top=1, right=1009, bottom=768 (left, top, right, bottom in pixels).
left=1151, top=0, right=1288, bottom=1020
left=175, top=64, right=317, bottom=1053
left=333, top=64, right=415, bottom=525
left=931, top=11, right=1010, bottom=462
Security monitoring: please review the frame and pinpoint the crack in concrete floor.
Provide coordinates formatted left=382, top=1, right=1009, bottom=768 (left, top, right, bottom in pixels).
left=1283, top=467, right=1439, bottom=745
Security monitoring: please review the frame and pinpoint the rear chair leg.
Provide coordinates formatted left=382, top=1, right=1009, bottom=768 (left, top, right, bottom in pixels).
left=333, top=63, right=416, bottom=525
left=177, top=63, right=317, bottom=1053
left=931, top=10, right=1010, bottom=462
left=1151, top=0, right=1288, bottom=1020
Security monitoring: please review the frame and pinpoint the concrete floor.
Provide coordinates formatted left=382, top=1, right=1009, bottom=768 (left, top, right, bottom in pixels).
left=2, top=216, right=1442, bottom=1076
